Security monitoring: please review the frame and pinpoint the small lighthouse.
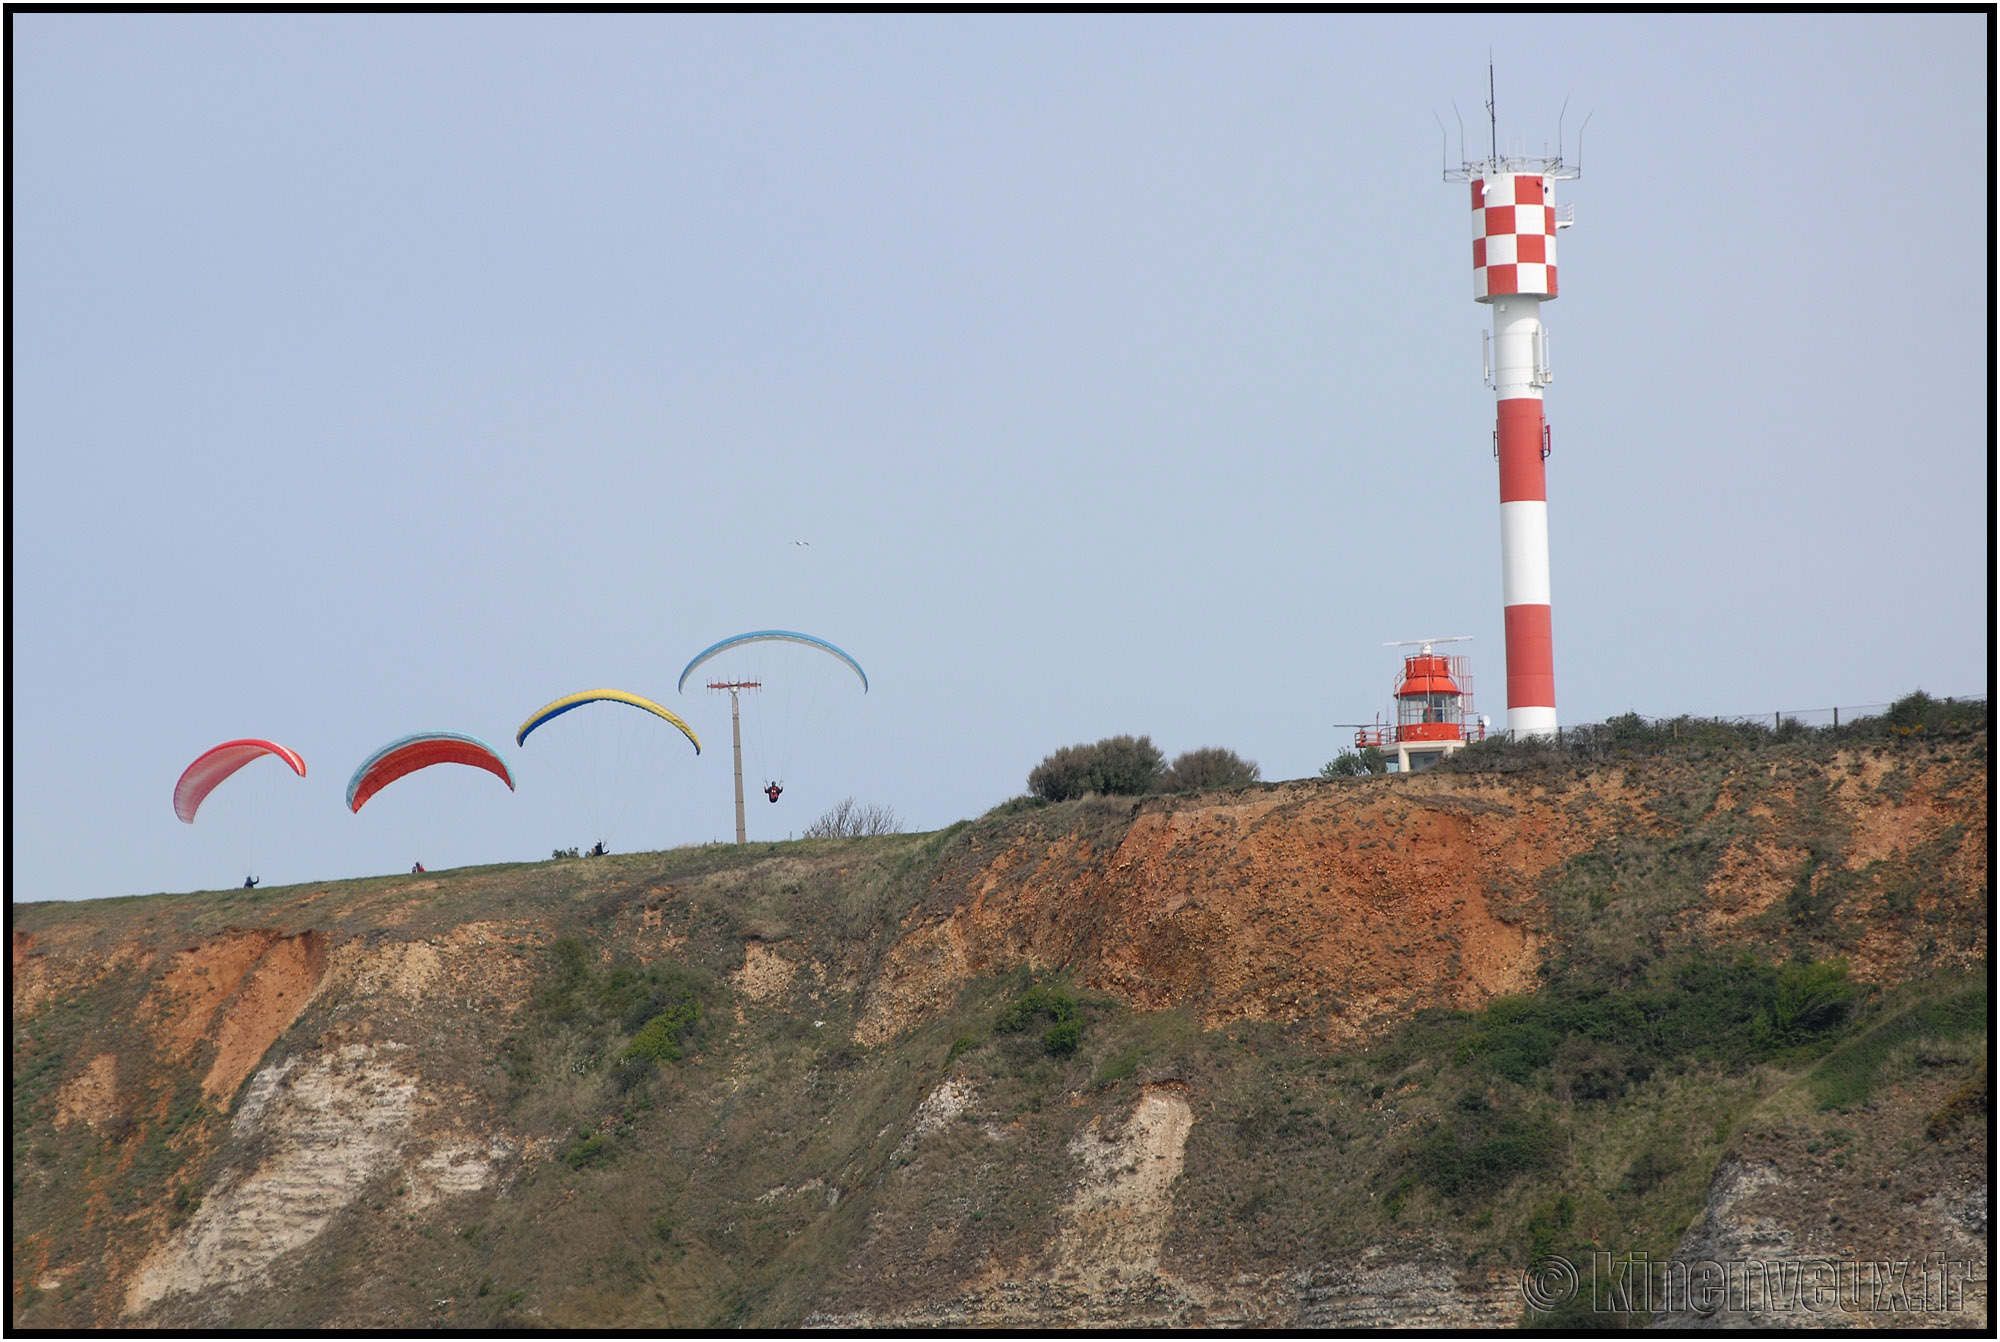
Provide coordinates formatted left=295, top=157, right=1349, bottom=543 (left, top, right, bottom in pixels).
left=1445, top=70, right=1576, bottom=737
left=1354, top=638, right=1487, bottom=772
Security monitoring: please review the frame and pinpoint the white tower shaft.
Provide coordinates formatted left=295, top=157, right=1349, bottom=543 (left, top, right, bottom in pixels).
left=1491, top=294, right=1556, bottom=736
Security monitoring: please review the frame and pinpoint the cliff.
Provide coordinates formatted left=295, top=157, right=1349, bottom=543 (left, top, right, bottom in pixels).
left=10, top=725, right=1988, bottom=1328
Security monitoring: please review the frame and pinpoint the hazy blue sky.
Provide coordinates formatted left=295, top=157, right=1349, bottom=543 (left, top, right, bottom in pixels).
left=13, top=13, right=1988, bottom=903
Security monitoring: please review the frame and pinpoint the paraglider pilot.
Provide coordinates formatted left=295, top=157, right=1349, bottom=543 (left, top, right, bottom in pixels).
left=411, top=862, right=426, bottom=875
left=590, top=841, right=606, bottom=857
left=764, top=782, right=783, bottom=804
left=243, top=876, right=259, bottom=889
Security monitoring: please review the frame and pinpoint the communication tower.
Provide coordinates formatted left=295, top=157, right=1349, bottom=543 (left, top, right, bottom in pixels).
left=1444, top=66, right=1578, bottom=737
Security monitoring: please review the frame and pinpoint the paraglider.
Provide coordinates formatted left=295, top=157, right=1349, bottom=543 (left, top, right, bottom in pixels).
left=678, top=630, right=867, bottom=844
left=345, top=732, right=515, bottom=814
left=514, top=689, right=703, bottom=849
left=173, top=739, right=307, bottom=824
left=677, top=631, right=868, bottom=694
left=515, top=689, right=701, bottom=753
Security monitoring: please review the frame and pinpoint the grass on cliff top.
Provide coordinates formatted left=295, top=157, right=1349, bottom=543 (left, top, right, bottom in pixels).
left=1432, top=691, right=1986, bottom=775
left=10, top=826, right=957, bottom=952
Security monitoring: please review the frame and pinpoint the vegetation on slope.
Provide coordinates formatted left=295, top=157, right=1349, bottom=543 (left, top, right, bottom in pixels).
left=9, top=696, right=1987, bottom=1328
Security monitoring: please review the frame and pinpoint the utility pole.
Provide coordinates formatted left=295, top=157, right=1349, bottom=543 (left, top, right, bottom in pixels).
left=709, top=681, right=760, bottom=844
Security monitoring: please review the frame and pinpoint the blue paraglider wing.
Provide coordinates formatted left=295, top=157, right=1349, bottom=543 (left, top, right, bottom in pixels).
left=677, top=631, right=868, bottom=694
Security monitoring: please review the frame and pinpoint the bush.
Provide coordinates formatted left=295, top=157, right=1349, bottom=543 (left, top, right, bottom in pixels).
left=996, top=983, right=1079, bottom=1033
left=996, top=981, right=1085, bottom=1056
left=523, top=944, right=719, bottom=1087
left=1402, top=1105, right=1564, bottom=1202
left=621, top=997, right=704, bottom=1065
left=1043, top=1020, right=1083, bottom=1056
left=562, top=1132, right=614, bottom=1169
left=1027, top=735, right=1164, bottom=801
left=1768, top=960, right=1857, bottom=1043
left=1321, top=748, right=1386, bottom=777
left=802, top=798, right=903, bottom=839
left=1161, top=747, right=1260, bottom=792
left=1879, top=690, right=1987, bottom=739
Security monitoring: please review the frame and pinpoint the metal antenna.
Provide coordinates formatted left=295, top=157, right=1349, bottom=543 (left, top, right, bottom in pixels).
left=1486, top=56, right=1497, bottom=164
left=1556, top=95, right=1570, bottom=165
left=1451, top=100, right=1467, bottom=165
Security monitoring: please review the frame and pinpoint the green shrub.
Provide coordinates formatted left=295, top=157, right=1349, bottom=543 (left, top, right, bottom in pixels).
left=1807, top=984, right=1986, bottom=1110
left=1028, top=735, right=1164, bottom=801
left=1524, top=1192, right=1574, bottom=1264
left=996, top=983, right=1078, bottom=1033
left=995, top=982, right=1086, bottom=1057
left=1320, top=748, right=1386, bottom=777
left=1161, top=747, right=1260, bottom=792
left=622, top=999, right=703, bottom=1065
left=1767, top=960, right=1857, bottom=1042
left=562, top=1132, right=614, bottom=1169
left=520, top=944, right=719, bottom=1089
left=1403, top=1105, right=1564, bottom=1202
left=1443, top=952, right=1866, bottom=1100
left=1027, top=745, right=1095, bottom=803
left=1878, top=691, right=1987, bottom=739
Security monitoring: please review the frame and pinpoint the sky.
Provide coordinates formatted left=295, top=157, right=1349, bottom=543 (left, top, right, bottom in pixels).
left=12, top=13, right=1990, bottom=903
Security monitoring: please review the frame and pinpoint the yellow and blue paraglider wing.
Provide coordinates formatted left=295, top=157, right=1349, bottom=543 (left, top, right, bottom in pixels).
left=516, top=689, right=701, bottom=753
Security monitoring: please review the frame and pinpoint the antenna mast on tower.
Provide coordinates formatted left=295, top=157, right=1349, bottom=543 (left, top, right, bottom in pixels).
left=1487, top=58, right=1498, bottom=163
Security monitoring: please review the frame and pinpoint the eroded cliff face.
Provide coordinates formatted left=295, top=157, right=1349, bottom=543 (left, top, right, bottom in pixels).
left=856, top=755, right=1983, bottom=1048
left=856, top=783, right=1563, bottom=1048
left=9, top=738, right=1988, bottom=1329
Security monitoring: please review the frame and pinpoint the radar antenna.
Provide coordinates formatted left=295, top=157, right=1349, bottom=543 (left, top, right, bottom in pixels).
left=1384, top=636, right=1473, bottom=657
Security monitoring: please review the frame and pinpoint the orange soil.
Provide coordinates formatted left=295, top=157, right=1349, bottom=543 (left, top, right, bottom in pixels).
left=861, top=778, right=1597, bottom=1046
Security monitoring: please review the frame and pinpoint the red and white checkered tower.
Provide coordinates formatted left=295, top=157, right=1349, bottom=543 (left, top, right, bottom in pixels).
left=1446, top=82, right=1577, bottom=737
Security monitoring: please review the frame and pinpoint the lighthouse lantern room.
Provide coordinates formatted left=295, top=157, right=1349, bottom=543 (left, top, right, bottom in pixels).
left=1354, top=638, right=1486, bottom=772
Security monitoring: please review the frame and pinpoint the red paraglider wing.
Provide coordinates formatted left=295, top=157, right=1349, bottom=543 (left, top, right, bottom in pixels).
left=346, top=732, right=515, bottom=814
left=174, top=739, right=308, bottom=824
